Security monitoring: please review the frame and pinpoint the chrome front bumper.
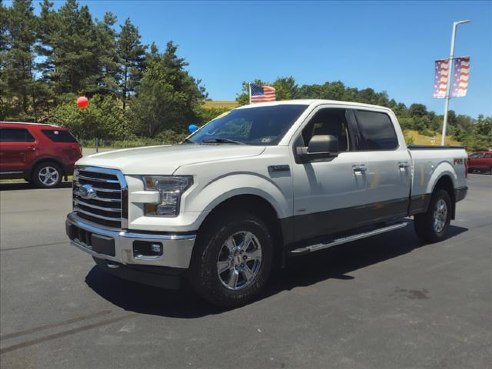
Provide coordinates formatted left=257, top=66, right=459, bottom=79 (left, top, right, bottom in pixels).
left=66, top=212, right=196, bottom=269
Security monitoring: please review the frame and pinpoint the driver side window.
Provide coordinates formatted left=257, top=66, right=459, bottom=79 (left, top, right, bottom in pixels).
left=300, top=108, right=351, bottom=151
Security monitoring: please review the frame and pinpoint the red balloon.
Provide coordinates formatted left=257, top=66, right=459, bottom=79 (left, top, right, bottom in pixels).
left=76, top=96, right=89, bottom=109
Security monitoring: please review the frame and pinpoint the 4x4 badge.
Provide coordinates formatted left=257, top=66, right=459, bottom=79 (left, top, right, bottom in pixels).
left=79, top=184, right=96, bottom=200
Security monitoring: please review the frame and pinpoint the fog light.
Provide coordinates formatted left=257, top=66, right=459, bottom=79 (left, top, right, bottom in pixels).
left=133, top=241, right=163, bottom=258
left=151, top=243, right=161, bottom=253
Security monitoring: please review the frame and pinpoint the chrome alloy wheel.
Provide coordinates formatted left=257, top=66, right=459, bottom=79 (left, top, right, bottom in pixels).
left=217, top=231, right=262, bottom=290
left=433, top=198, right=448, bottom=233
left=38, top=166, right=60, bottom=186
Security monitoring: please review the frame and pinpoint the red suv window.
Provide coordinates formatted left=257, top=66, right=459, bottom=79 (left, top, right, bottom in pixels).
left=41, top=129, right=78, bottom=143
left=0, top=128, right=35, bottom=142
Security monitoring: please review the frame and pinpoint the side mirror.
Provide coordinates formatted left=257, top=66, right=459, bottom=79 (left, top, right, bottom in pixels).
left=296, top=135, right=339, bottom=162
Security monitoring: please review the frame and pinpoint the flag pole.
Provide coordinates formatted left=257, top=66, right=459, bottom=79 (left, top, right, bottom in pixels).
left=441, top=20, right=470, bottom=146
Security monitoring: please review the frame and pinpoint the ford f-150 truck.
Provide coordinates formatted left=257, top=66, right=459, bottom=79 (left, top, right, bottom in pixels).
left=66, top=100, right=468, bottom=307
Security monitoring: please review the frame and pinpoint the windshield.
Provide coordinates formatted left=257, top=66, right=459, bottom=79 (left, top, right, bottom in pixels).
left=187, top=104, right=308, bottom=145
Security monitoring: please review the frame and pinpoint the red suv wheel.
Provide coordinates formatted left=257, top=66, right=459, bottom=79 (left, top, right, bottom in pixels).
left=33, top=162, right=63, bottom=188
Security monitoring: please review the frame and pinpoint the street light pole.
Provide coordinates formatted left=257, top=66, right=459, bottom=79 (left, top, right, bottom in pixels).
left=441, top=19, right=471, bottom=146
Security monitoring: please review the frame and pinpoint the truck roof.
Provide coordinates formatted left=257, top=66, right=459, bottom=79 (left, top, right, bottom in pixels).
left=236, top=99, right=393, bottom=112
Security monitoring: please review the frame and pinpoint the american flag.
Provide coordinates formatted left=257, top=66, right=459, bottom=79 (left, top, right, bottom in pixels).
left=433, top=59, right=449, bottom=99
left=250, top=83, right=276, bottom=103
left=451, top=56, right=470, bottom=98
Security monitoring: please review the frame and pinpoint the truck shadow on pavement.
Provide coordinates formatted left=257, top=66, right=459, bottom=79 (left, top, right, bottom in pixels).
left=85, top=223, right=467, bottom=318
left=268, top=224, right=467, bottom=291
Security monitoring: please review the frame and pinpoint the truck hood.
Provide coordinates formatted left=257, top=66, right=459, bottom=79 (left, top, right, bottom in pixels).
left=76, top=144, right=266, bottom=175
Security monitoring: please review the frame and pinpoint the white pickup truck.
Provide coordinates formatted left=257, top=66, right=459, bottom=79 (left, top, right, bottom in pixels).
left=66, top=100, right=468, bottom=307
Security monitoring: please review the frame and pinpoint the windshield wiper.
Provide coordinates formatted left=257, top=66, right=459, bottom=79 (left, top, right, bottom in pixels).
left=181, top=138, right=196, bottom=144
left=201, top=138, right=245, bottom=145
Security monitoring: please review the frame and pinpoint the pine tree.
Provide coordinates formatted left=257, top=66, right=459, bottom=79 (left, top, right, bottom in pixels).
left=131, top=42, right=206, bottom=137
left=0, top=0, right=10, bottom=118
left=94, top=12, right=119, bottom=96
left=117, top=18, right=146, bottom=109
left=1, top=0, right=37, bottom=119
left=38, top=0, right=100, bottom=96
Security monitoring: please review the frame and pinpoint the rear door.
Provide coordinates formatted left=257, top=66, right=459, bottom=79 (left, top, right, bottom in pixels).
left=41, top=129, right=82, bottom=164
left=351, top=109, right=412, bottom=220
left=0, top=127, right=37, bottom=174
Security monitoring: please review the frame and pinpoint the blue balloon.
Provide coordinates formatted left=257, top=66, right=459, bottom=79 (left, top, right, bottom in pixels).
left=188, top=124, right=198, bottom=133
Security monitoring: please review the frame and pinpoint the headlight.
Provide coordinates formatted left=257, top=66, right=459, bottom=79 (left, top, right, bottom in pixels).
left=143, top=176, right=193, bottom=217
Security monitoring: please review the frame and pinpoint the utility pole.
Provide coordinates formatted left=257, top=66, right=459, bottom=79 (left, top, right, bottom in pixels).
left=441, top=20, right=471, bottom=146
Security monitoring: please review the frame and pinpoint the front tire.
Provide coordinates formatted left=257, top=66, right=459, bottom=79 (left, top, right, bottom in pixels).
left=32, top=162, right=62, bottom=188
left=414, top=189, right=452, bottom=243
left=189, top=212, right=274, bottom=308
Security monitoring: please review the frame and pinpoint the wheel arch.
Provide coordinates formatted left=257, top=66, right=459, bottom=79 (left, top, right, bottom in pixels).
left=29, top=157, right=65, bottom=177
left=431, top=175, right=456, bottom=219
left=196, top=194, right=286, bottom=268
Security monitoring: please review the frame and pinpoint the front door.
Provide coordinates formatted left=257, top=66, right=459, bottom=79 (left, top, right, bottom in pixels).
left=290, top=107, right=370, bottom=242
left=0, top=127, right=37, bottom=173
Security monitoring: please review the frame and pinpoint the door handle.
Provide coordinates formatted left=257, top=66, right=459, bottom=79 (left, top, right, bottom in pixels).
left=28, top=146, right=37, bottom=151
left=352, top=164, right=367, bottom=173
left=398, top=162, right=409, bottom=169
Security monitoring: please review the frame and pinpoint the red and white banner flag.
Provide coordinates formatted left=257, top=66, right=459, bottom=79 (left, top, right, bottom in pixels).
left=433, top=59, right=449, bottom=98
left=451, top=56, right=470, bottom=97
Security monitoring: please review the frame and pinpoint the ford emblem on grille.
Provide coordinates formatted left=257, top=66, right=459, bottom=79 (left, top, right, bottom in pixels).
left=79, top=184, right=97, bottom=200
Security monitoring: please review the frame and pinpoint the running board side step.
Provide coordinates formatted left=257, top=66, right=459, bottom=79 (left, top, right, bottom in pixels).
left=289, top=221, right=410, bottom=256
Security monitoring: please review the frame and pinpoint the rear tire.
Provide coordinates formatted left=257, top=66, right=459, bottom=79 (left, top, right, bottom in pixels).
left=32, top=162, right=62, bottom=188
left=188, top=211, right=274, bottom=308
left=414, top=189, right=452, bottom=243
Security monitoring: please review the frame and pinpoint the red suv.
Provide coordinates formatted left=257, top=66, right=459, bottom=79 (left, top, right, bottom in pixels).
left=468, top=151, right=492, bottom=174
left=0, top=122, right=82, bottom=188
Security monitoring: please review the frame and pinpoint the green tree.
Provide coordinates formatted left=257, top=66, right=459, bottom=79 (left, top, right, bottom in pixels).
left=357, top=88, right=377, bottom=104
left=472, top=115, right=492, bottom=150
left=409, top=103, right=428, bottom=118
left=37, top=0, right=100, bottom=96
left=393, top=102, right=408, bottom=118
left=51, top=94, right=130, bottom=140
left=117, top=18, right=146, bottom=109
left=1, top=0, right=37, bottom=119
left=0, top=0, right=10, bottom=119
left=93, top=12, right=120, bottom=96
left=297, top=83, right=320, bottom=99
left=323, top=81, right=346, bottom=101
left=273, top=76, right=298, bottom=100
left=195, top=105, right=230, bottom=124
left=130, top=42, right=206, bottom=137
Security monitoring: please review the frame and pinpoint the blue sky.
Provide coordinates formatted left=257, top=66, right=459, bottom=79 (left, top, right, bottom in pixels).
left=18, top=0, right=492, bottom=118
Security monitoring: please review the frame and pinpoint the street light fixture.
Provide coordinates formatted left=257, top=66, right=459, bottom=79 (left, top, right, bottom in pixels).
left=441, top=19, right=471, bottom=146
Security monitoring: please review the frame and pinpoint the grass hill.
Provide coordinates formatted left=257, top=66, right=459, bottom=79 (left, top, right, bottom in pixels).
left=404, top=130, right=461, bottom=146
left=202, top=100, right=238, bottom=109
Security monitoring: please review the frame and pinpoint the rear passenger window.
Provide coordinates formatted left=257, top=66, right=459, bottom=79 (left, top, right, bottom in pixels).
left=42, top=130, right=78, bottom=143
left=0, top=128, right=35, bottom=142
left=354, top=110, right=398, bottom=150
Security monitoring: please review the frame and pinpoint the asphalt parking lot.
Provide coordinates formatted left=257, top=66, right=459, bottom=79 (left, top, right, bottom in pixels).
left=1, top=174, right=491, bottom=369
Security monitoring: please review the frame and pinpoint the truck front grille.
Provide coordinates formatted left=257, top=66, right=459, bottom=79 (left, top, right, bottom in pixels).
left=73, top=167, right=127, bottom=229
